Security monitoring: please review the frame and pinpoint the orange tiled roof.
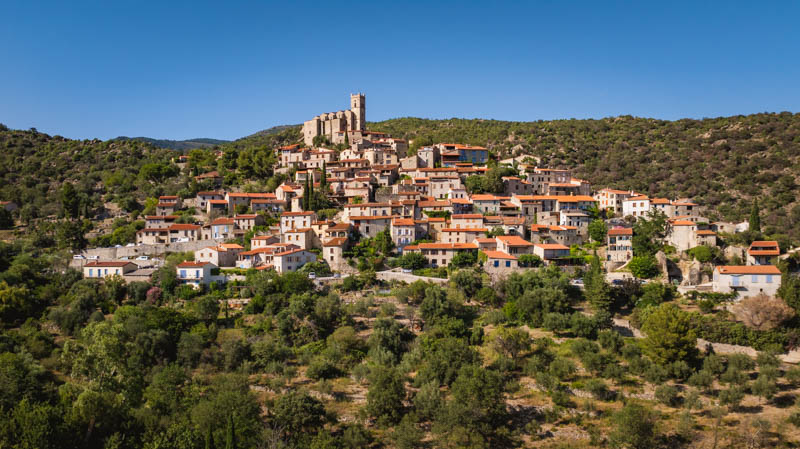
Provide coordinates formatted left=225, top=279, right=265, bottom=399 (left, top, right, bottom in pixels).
left=715, top=265, right=781, bottom=275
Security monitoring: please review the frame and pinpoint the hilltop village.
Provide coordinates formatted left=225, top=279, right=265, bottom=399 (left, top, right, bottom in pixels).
left=77, top=94, right=785, bottom=300
left=6, top=95, right=800, bottom=448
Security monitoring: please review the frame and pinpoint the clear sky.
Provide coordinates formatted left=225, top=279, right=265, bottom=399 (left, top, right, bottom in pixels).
left=2, top=1, right=799, bottom=141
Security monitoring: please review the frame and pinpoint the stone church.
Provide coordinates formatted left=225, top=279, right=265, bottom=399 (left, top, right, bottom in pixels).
left=302, top=93, right=365, bottom=146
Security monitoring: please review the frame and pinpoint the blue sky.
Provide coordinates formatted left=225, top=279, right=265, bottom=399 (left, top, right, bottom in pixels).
left=2, top=1, right=798, bottom=140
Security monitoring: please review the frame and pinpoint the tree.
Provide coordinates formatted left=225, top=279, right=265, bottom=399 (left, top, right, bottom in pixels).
left=320, top=161, right=327, bottom=191
left=433, top=365, right=510, bottom=448
left=60, top=182, right=81, bottom=219
left=397, top=252, right=427, bottom=270
left=365, top=366, right=406, bottom=425
left=225, top=414, right=236, bottom=449
left=588, top=219, right=608, bottom=242
left=609, top=403, right=658, bottom=449
left=450, top=250, right=477, bottom=268
left=205, top=426, right=216, bottom=449
left=641, top=303, right=698, bottom=365
left=0, top=208, right=12, bottom=229
left=272, top=391, right=326, bottom=439
left=732, top=293, right=795, bottom=330
left=628, top=254, right=659, bottom=279
left=750, top=198, right=761, bottom=234
left=450, top=268, right=483, bottom=297
left=751, top=374, right=778, bottom=404
left=584, top=255, right=612, bottom=312
left=490, top=326, right=531, bottom=362
left=631, top=210, right=668, bottom=256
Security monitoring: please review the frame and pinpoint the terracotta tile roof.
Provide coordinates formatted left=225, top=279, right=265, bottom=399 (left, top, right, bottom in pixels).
left=195, top=171, right=220, bottom=179
left=350, top=215, right=395, bottom=221
left=452, top=214, right=483, bottom=219
left=209, top=199, right=228, bottom=205
left=169, top=224, right=201, bottom=230
left=442, top=227, right=488, bottom=233
left=274, top=248, right=312, bottom=257
left=323, top=237, right=348, bottom=247
left=608, top=227, right=633, bottom=236
left=85, top=261, right=136, bottom=267
left=671, top=220, right=696, bottom=226
left=482, top=250, right=517, bottom=260
left=696, top=230, right=717, bottom=236
left=534, top=243, right=570, bottom=250
left=715, top=265, right=781, bottom=275
left=392, top=218, right=416, bottom=226
left=211, top=218, right=235, bottom=225
left=145, top=215, right=178, bottom=220
left=418, top=201, right=449, bottom=208
left=496, top=235, right=534, bottom=246
left=411, top=242, right=479, bottom=250
left=177, top=261, right=213, bottom=268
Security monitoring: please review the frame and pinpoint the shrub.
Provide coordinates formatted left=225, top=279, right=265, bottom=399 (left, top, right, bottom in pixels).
left=628, top=254, right=660, bottom=279
left=654, top=384, right=680, bottom=406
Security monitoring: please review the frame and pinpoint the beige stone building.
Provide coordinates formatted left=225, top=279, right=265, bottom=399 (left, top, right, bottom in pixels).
left=302, top=93, right=366, bottom=146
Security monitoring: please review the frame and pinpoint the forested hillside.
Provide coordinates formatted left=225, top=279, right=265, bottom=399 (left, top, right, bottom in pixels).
left=0, top=126, right=183, bottom=221
left=113, top=136, right=230, bottom=150
left=370, top=113, right=800, bottom=239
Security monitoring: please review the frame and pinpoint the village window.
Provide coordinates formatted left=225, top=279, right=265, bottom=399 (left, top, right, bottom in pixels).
left=751, top=275, right=759, bottom=283
left=88, top=269, right=93, bottom=277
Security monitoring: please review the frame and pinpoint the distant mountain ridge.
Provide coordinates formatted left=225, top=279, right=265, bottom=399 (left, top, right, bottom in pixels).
left=113, top=136, right=230, bottom=150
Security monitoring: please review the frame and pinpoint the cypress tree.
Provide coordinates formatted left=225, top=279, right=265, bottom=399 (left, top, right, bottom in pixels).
left=749, top=199, right=761, bottom=234
left=321, top=161, right=327, bottom=190
left=225, top=414, right=236, bottom=449
left=303, top=177, right=310, bottom=210
left=205, top=426, right=216, bottom=449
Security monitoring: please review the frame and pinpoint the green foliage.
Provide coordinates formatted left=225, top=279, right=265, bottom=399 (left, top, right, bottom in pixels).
left=588, top=219, right=608, bottom=242
left=642, top=304, right=698, bottom=365
left=365, top=366, right=406, bottom=425
left=396, top=251, right=427, bottom=270
left=609, top=403, right=658, bottom=448
left=628, top=254, right=659, bottom=279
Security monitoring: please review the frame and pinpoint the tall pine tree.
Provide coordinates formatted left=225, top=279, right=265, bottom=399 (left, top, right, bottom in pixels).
left=584, top=253, right=612, bottom=312
left=303, top=177, right=310, bottom=211
left=321, top=162, right=327, bottom=191
left=205, top=426, right=216, bottom=449
left=225, top=414, right=236, bottom=449
left=750, top=199, right=761, bottom=234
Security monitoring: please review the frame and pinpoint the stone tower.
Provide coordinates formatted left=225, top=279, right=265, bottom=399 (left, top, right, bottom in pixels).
left=350, top=93, right=365, bottom=131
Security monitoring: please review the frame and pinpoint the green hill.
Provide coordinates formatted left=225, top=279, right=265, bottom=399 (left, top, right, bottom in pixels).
left=369, top=113, right=800, bottom=240
left=113, top=136, right=230, bottom=150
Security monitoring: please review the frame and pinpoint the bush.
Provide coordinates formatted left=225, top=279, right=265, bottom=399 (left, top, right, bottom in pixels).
left=654, top=384, right=679, bottom=406
left=585, top=378, right=612, bottom=401
left=628, top=255, right=660, bottom=279
left=306, top=356, right=339, bottom=380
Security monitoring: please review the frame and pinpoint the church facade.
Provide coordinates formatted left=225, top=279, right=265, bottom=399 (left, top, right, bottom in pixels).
left=302, top=93, right=366, bottom=146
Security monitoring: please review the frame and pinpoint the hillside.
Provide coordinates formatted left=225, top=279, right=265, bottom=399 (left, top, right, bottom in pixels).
left=0, top=127, right=186, bottom=221
left=369, top=113, right=800, bottom=239
left=113, top=136, right=230, bottom=150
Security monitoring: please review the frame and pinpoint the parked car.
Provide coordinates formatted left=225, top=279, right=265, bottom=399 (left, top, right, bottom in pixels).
left=307, top=272, right=316, bottom=279
left=569, top=279, right=584, bottom=287
left=126, top=243, right=135, bottom=247
left=136, top=256, right=149, bottom=261
left=87, top=255, right=99, bottom=260
left=72, top=254, right=85, bottom=260
left=402, top=268, right=413, bottom=274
